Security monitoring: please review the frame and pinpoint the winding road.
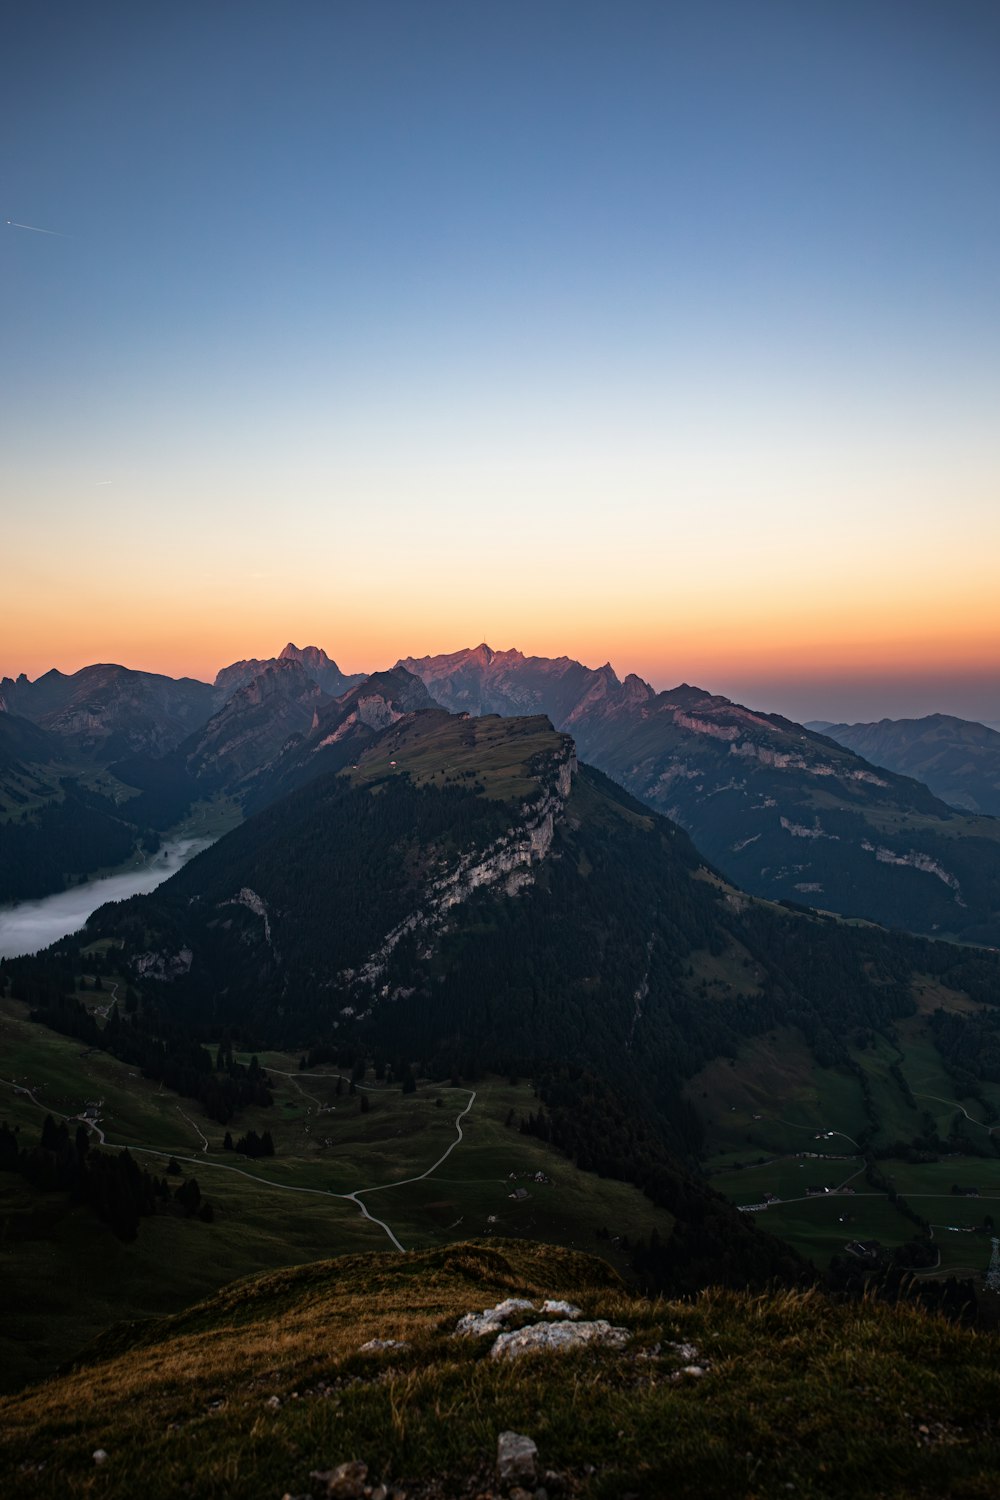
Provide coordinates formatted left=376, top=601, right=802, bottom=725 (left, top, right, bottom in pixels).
left=0, top=1074, right=476, bottom=1253
left=914, top=1091, right=999, bottom=1135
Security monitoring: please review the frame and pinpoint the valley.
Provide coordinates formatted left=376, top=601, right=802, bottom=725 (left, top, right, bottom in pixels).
left=0, top=796, right=240, bottom=958
left=7, top=5, right=999, bottom=1487
left=693, top=1012, right=1000, bottom=1278
left=0, top=990, right=672, bottom=1392
left=5, top=698, right=1000, bottom=1376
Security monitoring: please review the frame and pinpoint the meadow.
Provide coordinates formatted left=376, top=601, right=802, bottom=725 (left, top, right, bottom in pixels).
left=693, top=1003, right=1000, bottom=1280
left=0, top=995, right=671, bottom=1390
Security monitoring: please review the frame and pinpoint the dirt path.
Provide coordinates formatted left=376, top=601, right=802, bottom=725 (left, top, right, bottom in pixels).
left=177, top=1107, right=209, bottom=1153
left=117, top=1092, right=477, bottom=1253
left=772, top=1115, right=861, bottom=1150
left=914, top=1091, right=999, bottom=1134
left=1, top=1078, right=47, bottom=1111
left=0, top=1075, right=477, bottom=1253
left=340, top=1089, right=478, bottom=1250
left=2, top=1077, right=107, bottom=1144
left=268, top=1066, right=398, bottom=1097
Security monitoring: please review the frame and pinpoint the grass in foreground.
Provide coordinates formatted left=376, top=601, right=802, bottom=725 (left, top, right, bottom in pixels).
left=2, top=1238, right=999, bottom=1499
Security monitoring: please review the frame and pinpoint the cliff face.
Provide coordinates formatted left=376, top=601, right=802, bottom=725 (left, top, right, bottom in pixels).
left=396, top=646, right=1000, bottom=945
left=183, top=659, right=329, bottom=787
left=396, top=643, right=644, bottom=726
left=342, top=741, right=577, bottom=999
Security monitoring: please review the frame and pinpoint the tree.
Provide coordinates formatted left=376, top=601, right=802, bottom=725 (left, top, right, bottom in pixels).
left=175, top=1177, right=201, bottom=1215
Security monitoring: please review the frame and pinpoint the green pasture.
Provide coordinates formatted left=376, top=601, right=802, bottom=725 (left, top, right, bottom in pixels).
left=353, top=1075, right=674, bottom=1257
left=345, top=712, right=560, bottom=804
left=710, top=1156, right=862, bottom=1205
left=0, top=1005, right=673, bottom=1389
left=886, top=1157, right=1000, bottom=1200
left=0, top=1166, right=384, bottom=1394
left=689, top=1028, right=865, bottom=1159
left=752, top=1192, right=916, bottom=1268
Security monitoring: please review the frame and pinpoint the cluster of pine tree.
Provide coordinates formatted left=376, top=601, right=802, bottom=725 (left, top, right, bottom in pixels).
left=223, top=1128, right=275, bottom=1157
left=0, top=780, right=152, bottom=903
left=519, top=1065, right=808, bottom=1294
left=3, top=956, right=274, bottom=1125
left=0, top=1117, right=213, bottom=1241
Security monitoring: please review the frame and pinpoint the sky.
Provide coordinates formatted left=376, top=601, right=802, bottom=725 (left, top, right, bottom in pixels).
left=2, top=0, right=998, bottom=725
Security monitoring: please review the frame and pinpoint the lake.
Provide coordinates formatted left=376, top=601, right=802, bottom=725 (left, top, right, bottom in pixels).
left=0, top=837, right=214, bottom=959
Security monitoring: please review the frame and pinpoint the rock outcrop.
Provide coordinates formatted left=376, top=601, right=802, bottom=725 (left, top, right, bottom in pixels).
left=341, top=742, right=577, bottom=996
left=490, top=1318, right=630, bottom=1360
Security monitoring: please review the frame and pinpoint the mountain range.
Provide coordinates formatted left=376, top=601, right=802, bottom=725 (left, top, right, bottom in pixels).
left=34, top=703, right=1000, bottom=1155
left=3, top=641, right=1000, bottom=946
left=6, top=645, right=1000, bottom=1431
left=810, top=713, right=1000, bottom=817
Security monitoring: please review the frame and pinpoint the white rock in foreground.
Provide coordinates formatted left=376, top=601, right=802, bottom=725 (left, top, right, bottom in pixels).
left=540, top=1299, right=581, bottom=1318
left=490, top=1318, right=630, bottom=1360
left=454, top=1297, right=535, bottom=1337
left=496, top=1430, right=538, bottom=1486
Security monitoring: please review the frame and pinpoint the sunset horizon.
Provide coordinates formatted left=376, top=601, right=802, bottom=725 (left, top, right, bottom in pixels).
left=6, top=7, right=1000, bottom=1477
left=3, top=624, right=997, bottom=727
left=5, top=2, right=997, bottom=732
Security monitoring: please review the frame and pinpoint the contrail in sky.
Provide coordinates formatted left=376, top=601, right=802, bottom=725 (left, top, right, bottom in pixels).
left=6, top=219, right=65, bottom=236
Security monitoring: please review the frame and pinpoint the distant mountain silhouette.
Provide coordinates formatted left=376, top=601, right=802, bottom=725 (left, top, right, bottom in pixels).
left=810, top=714, right=1000, bottom=817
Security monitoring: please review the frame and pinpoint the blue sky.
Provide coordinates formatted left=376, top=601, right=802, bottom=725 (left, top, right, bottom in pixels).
left=2, top=1, right=998, bottom=722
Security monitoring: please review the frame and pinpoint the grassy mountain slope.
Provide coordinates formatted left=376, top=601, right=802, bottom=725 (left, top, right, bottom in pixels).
left=88, top=707, right=1000, bottom=1134
left=0, top=711, right=163, bottom=905
left=0, top=986, right=674, bottom=1392
left=33, top=710, right=1000, bottom=1164
left=814, top=714, right=1000, bottom=817
left=13, top=709, right=1000, bottom=1290
left=2, top=1238, right=999, bottom=1498
left=398, top=647, right=1000, bottom=944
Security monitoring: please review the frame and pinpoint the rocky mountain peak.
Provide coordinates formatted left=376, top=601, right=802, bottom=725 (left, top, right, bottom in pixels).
left=279, top=642, right=333, bottom=670
left=215, top=644, right=365, bottom=707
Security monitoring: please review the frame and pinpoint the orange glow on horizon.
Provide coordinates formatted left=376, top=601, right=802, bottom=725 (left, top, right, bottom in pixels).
left=3, top=610, right=997, bottom=697
left=3, top=528, right=997, bottom=719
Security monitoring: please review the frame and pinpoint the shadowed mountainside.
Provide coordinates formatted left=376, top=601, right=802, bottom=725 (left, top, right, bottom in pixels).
left=397, top=646, right=1000, bottom=944
left=812, top=713, right=1000, bottom=817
